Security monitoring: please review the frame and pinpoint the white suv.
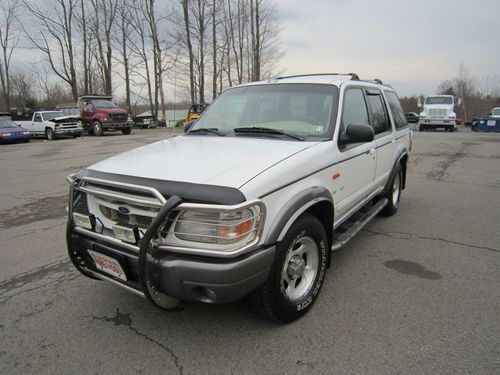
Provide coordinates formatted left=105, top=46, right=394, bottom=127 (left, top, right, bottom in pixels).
left=67, top=73, right=411, bottom=322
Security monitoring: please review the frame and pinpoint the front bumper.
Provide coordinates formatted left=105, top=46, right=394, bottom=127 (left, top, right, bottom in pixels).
left=418, top=119, right=455, bottom=127
left=55, top=128, right=84, bottom=136
left=102, top=122, right=130, bottom=130
left=67, top=223, right=275, bottom=304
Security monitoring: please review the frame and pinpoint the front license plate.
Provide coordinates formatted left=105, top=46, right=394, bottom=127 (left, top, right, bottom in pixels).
left=88, top=250, right=127, bottom=281
left=487, top=120, right=496, bottom=126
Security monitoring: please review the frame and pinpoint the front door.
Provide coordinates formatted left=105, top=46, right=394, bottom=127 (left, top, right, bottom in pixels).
left=335, top=87, right=376, bottom=222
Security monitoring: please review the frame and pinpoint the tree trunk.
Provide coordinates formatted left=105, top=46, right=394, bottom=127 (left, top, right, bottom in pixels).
left=182, top=0, right=195, bottom=105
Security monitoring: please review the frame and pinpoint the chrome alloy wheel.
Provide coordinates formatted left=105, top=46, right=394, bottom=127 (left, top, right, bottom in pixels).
left=281, top=236, right=319, bottom=301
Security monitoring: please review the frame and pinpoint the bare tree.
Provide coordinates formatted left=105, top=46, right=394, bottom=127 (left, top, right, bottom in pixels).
left=90, top=0, right=118, bottom=95
left=0, top=0, right=20, bottom=110
left=181, top=0, right=196, bottom=105
left=114, top=0, right=134, bottom=112
left=128, top=0, right=155, bottom=115
left=22, top=0, right=79, bottom=101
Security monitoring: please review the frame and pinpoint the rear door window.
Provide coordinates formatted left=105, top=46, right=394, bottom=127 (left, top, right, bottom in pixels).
left=366, top=90, right=390, bottom=135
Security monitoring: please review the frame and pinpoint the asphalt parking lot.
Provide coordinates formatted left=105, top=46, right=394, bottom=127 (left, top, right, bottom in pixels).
left=0, top=127, right=499, bottom=374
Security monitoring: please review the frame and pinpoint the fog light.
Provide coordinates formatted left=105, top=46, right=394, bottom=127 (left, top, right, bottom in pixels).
left=73, top=213, right=95, bottom=230
left=112, top=224, right=139, bottom=243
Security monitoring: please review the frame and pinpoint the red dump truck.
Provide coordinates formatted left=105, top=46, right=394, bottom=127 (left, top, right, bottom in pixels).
left=58, top=95, right=132, bottom=136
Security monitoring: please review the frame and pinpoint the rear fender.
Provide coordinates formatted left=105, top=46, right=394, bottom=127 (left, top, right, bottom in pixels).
left=384, top=151, right=408, bottom=192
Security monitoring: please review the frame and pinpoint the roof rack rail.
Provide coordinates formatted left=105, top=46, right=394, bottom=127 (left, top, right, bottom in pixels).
left=274, top=73, right=360, bottom=81
left=373, top=78, right=383, bottom=84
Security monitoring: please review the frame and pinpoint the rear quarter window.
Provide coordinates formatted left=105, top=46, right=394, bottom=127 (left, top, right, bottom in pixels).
left=385, top=91, right=408, bottom=130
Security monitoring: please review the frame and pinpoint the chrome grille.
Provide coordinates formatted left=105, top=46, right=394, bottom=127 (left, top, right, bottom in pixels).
left=75, top=177, right=166, bottom=235
left=428, top=108, right=447, bottom=117
left=96, top=197, right=159, bottom=229
left=99, top=205, right=155, bottom=228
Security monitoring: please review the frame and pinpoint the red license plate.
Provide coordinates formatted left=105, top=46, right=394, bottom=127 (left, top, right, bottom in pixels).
left=88, top=250, right=127, bottom=281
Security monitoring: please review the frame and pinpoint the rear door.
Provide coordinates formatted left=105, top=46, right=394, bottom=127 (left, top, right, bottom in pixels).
left=365, top=89, right=395, bottom=189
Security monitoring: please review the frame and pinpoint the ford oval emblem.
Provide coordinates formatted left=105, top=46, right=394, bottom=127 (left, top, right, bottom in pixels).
left=118, top=206, right=130, bottom=214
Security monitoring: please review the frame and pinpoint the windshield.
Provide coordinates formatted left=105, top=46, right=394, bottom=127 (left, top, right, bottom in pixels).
left=492, top=108, right=500, bottom=116
left=425, top=96, right=453, bottom=105
left=191, top=84, right=338, bottom=141
left=42, top=111, right=65, bottom=121
left=92, top=100, right=117, bottom=108
left=0, top=119, right=18, bottom=129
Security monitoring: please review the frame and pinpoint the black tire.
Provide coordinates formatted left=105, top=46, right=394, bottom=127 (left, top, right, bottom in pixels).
left=251, top=213, right=328, bottom=323
left=92, top=121, right=103, bottom=136
left=45, top=127, right=55, bottom=140
left=122, top=127, right=132, bottom=135
left=381, top=164, right=402, bottom=217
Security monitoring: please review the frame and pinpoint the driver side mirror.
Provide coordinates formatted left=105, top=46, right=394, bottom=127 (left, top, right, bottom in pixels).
left=340, top=123, right=374, bottom=145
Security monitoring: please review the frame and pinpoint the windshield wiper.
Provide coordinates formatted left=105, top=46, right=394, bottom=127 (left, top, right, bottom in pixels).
left=188, top=128, right=224, bottom=136
left=233, top=127, right=304, bottom=141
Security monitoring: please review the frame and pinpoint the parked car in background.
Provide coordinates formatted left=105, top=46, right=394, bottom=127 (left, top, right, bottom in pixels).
left=133, top=113, right=157, bottom=128
left=0, top=113, right=31, bottom=143
left=405, top=112, right=419, bottom=123
left=14, top=111, right=83, bottom=140
left=471, top=107, right=500, bottom=132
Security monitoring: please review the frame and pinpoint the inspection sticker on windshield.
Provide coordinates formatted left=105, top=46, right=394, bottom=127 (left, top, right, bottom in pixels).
left=88, top=250, right=127, bottom=281
left=312, top=125, right=324, bottom=133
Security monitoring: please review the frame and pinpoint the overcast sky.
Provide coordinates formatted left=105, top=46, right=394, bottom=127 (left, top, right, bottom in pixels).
left=274, top=0, right=500, bottom=96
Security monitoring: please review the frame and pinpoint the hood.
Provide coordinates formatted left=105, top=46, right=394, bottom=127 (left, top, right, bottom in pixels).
left=88, top=135, right=319, bottom=188
left=0, top=126, right=27, bottom=133
left=52, top=115, right=80, bottom=123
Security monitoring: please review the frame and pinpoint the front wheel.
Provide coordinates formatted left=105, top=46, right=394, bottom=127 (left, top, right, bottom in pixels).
left=122, top=128, right=132, bottom=135
left=251, top=213, right=328, bottom=323
left=92, top=121, right=103, bottom=136
left=45, top=128, right=55, bottom=140
left=381, top=164, right=402, bottom=216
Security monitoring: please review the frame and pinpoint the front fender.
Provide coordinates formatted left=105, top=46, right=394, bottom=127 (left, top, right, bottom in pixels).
left=266, top=186, right=333, bottom=244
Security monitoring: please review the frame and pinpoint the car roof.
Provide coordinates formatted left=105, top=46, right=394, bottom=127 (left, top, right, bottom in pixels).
left=236, top=73, right=394, bottom=90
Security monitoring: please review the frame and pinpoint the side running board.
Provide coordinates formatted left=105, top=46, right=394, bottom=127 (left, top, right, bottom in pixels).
left=331, top=198, right=388, bottom=251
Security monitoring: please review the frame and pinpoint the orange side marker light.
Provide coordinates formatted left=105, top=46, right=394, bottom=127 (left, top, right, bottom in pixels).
left=331, top=172, right=341, bottom=180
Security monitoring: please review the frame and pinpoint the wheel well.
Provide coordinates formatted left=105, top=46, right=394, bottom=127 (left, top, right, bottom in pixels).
left=304, top=201, right=333, bottom=265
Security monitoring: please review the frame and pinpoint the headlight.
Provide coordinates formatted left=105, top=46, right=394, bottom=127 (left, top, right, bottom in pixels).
left=0, top=133, right=11, bottom=137
left=22, top=131, right=30, bottom=135
left=160, top=202, right=265, bottom=251
left=419, top=113, right=426, bottom=118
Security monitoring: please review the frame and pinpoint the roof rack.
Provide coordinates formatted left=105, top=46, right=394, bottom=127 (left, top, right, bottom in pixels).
left=274, top=73, right=360, bottom=81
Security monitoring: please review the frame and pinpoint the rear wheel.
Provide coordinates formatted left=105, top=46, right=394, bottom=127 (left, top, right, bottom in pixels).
left=45, top=128, right=55, bottom=140
left=251, top=213, right=328, bottom=323
left=381, top=164, right=402, bottom=216
left=122, top=127, right=132, bottom=135
left=92, top=121, right=103, bottom=136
